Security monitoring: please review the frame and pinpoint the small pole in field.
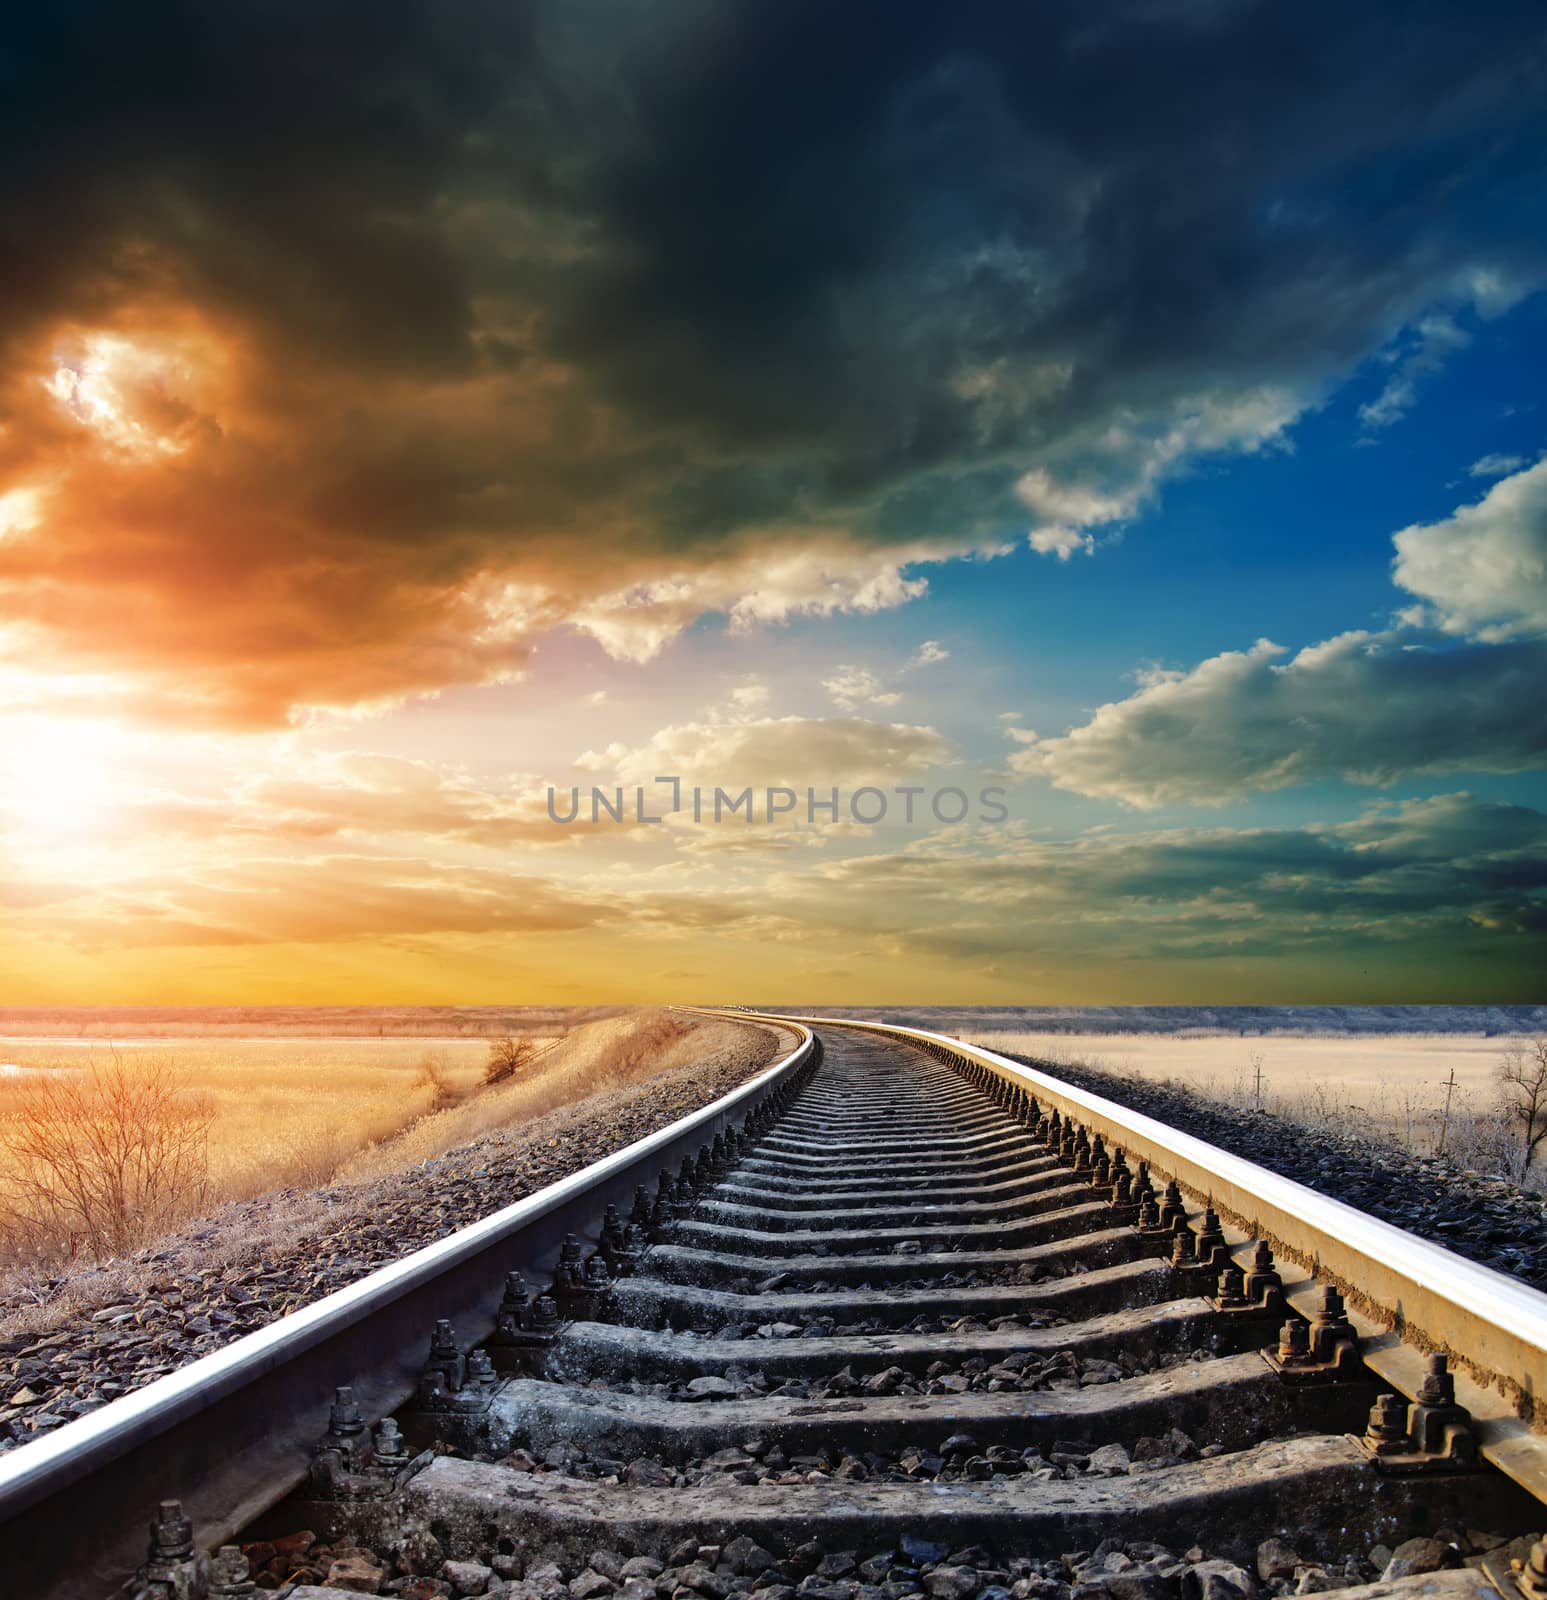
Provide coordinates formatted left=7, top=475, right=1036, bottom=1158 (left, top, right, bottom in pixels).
left=1438, top=1066, right=1458, bottom=1154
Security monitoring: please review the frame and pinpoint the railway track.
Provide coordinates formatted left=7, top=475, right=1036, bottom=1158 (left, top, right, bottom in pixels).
left=4, top=1016, right=1547, bottom=1600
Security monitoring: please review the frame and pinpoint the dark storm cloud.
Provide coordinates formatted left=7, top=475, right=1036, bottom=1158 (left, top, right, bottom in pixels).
left=793, top=794, right=1547, bottom=967
left=0, top=1, right=525, bottom=374
left=2, top=0, right=1545, bottom=718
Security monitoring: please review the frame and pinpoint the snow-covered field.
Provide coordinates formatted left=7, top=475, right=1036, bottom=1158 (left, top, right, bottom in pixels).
left=965, top=1029, right=1530, bottom=1151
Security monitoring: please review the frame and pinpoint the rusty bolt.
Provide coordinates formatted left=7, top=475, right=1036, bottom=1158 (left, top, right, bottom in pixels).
left=329, top=1386, right=365, bottom=1438
left=151, top=1500, right=194, bottom=1561
left=375, top=1416, right=409, bottom=1464
left=1417, top=1351, right=1456, bottom=1406
left=209, top=1544, right=257, bottom=1597
left=1216, top=1265, right=1247, bottom=1306
left=1364, top=1392, right=1410, bottom=1454
left=1314, top=1285, right=1347, bottom=1326
left=1278, top=1318, right=1310, bottom=1362
left=1519, top=1541, right=1547, bottom=1600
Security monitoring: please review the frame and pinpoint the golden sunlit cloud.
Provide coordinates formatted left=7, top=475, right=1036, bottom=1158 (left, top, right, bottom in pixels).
left=0, top=486, right=45, bottom=541
left=43, top=328, right=227, bottom=461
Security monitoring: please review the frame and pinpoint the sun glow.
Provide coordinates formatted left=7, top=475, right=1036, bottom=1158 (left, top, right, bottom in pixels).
left=0, top=723, right=121, bottom=835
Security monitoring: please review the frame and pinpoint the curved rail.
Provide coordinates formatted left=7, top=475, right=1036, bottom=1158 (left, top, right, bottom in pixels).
left=736, top=1012, right=1547, bottom=1500
left=0, top=1016, right=815, bottom=1600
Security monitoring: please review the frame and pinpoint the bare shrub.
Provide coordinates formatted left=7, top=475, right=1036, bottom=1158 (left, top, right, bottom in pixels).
left=1496, top=1037, right=1547, bottom=1182
left=484, top=1036, right=537, bottom=1086
left=412, top=1054, right=458, bottom=1113
left=1441, top=1091, right=1532, bottom=1181
left=0, top=1051, right=215, bottom=1263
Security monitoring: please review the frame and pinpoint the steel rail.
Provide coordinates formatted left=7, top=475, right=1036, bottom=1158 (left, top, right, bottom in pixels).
left=726, top=1011, right=1547, bottom=1504
left=0, top=1018, right=814, bottom=1600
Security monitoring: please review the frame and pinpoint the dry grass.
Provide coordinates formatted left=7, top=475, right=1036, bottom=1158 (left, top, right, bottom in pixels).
left=967, top=1029, right=1543, bottom=1181
left=0, top=1007, right=761, bottom=1270
left=335, top=1009, right=730, bottom=1182
left=0, top=1038, right=519, bottom=1267
left=0, top=1011, right=780, bottom=1346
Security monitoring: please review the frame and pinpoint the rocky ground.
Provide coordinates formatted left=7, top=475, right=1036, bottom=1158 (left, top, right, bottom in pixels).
left=562, top=1337, right=1185, bottom=1409
left=710, top=1309, right=1070, bottom=1338
left=487, top=1415, right=1221, bottom=1490
left=717, top=1260, right=1076, bottom=1295
left=0, top=1023, right=781, bottom=1450
left=256, top=1525, right=1537, bottom=1599
left=997, top=1052, right=1547, bottom=1291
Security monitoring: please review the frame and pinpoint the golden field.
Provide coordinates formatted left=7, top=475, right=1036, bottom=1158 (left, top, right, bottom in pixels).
left=0, top=1038, right=497, bottom=1210
left=0, top=1008, right=767, bottom=1267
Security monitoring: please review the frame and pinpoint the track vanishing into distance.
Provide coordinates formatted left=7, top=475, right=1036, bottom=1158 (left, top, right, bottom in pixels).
left=5, top=1016, right=1547, bottom=1600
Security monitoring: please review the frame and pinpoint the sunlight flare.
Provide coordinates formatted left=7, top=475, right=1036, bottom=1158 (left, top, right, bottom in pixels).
left=1, top=722, right=120, bottom=835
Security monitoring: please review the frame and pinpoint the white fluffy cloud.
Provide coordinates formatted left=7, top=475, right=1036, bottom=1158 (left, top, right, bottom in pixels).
left=1016, top=631, right=1547, bottom=807
left=1393, top=457, right=1547, bottom=640
left=568, top=537, right=992, bottom=663
left=1358, top=313, right=1470, bottom=430
left=1016, top=387, right=1303, bottom=559
left=1469, top=452, right=1528, bottom=479
left=823, top=666, right=902, bottom=711
left=1010, top=462, right=1547, bottom=808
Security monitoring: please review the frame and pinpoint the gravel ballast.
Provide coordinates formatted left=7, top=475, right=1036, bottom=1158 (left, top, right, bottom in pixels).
left=0, top=1022, right=783, bottom=1451
left=240, top=1523, right=1533, bottom=1598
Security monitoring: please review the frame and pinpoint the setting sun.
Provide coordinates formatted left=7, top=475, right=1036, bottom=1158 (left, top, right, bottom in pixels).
left=0, top=725, right=118, bottom=834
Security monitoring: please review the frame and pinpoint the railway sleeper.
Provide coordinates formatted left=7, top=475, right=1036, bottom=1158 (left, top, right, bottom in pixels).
left=606, top=1257, right=1200, bottom=1332
left=641, top=1225, right=1152, bottom=1288
left=709, top=1166, right=1074, bottom=1207
left=307, top=1438, right=1536, bottom=1574
left=405, top=1355, right=1370, bottom=1465
left=538, top=1299, right=1258, bottom=1386
left=692, top=1194, right=1089, bottom=1234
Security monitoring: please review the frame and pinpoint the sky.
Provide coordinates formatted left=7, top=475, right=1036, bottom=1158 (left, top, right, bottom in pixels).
left=1, top=0, right=1545, bottom=1004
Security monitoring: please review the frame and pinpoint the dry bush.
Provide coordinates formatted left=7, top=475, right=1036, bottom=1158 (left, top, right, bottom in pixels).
left=413, top=1053, right=459, bottom=1113
left=1497, top=1038, right=1547, bottom=1178
left=485, top=1036, right=538, bottom=1086
left=0, top=1051, right=214, bottom=1264
left=0, top=1038, right=493, bottom=1233
left=1439, top=1093, right=1532, bottom=1181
